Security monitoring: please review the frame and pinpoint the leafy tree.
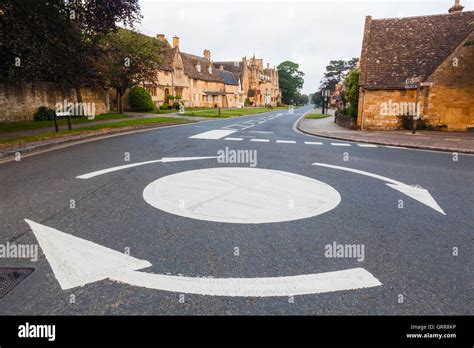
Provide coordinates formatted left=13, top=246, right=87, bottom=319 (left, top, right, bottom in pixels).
left=343, top=70, right=360, bottom=118
left=0, top=0, right=141, bottom=95
left=311, top=91, right=322, bottom=106
left=277, top=61, right=305, bottom=105
left=320, top=58, right=359, bottom=91
left=98, top=29, right=163, bottom=113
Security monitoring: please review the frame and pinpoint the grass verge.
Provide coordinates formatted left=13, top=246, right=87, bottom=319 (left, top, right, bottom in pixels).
left=0, top=113, right=131, bottom=133
left=184, top=107, right=287, bottom=118
left=1, top=117, right=191, bottom=145
left=305, top=113, right=331, bottom=119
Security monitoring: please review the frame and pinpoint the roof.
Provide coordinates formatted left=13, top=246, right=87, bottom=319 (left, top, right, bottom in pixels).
left=180, top=52, right=224, bottom=83
left=218, top=70, right=239, bottom=85
left=158, top=47, right=176, bottom=72
left=360, top=11, right=474, bottom=89
left=213, top=61, right=243, bottom=81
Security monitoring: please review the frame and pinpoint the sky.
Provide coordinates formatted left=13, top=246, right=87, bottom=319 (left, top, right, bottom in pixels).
left=136, top=0, right=473, bottom=94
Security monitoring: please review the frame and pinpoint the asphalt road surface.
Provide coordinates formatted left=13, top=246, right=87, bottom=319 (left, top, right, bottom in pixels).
left=0, top=106, right=472, bottom=315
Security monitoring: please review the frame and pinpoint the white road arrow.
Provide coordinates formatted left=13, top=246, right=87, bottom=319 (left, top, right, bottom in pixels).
left=76, top=156, right=217, bottom=179
left=312, top=163, right=446, bottom=215
left=25, top=219, right=382, bottom=297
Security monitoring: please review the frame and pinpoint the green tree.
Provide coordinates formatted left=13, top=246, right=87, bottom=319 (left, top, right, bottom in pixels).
left=0, top=0, right=140, bottom=93
left=343, top=70, right=360, bottom=118
left=277, top=61, right=305, bottom=105
left=320, top=58, right=359, bottom=91
left=98, top=29, right=163, bottom=113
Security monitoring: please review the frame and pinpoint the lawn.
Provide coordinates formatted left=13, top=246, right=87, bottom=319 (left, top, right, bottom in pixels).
left=1, top=117, right=192, bottom=145
left=183, top=107, right=287, bottom=118
left=304, top=113, right=331, bottom=119
left=134, top=107, right=211, bottom=114
left=0, top=113, right=131, bottom=133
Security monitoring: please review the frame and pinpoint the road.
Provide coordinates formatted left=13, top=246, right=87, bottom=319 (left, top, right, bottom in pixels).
left=0, top=106, right=472, bottom=315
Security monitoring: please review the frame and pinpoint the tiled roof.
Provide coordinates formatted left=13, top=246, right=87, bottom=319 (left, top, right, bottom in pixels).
left=180, top=52, right=224, bottom=83
left=218, top=70, right=239, bottom=85
left=213, top=61, right=243, bottom=81
left=361, top=11, right=474, bottom=89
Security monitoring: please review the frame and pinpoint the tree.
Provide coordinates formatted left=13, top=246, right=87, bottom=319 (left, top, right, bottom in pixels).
left=277, top=61, right=305, bottom=105
left=342, top=70, right=360, bottom=118
left=320, top=58, right=359, bottom=91
left=98, top=29, right=163, bottom=113
left=311, top=92, right=321, bottom=106
left=0, top=0, right=141, bottom=94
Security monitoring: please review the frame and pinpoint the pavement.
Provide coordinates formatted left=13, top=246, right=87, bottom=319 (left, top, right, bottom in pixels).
left=298, top=109, right=474, bottom=153
left=0, top=106, right=472, bottom=315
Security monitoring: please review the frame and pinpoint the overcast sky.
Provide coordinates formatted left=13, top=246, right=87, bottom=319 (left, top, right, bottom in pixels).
left=137, top=0, right=473, bottom=94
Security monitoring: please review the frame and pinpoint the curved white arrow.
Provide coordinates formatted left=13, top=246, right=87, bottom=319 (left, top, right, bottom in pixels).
left=312, top=163, right=446, bottom=215
left=76, top=156, right=217, bottom=179
left=25, top=219, right=382, bottom=297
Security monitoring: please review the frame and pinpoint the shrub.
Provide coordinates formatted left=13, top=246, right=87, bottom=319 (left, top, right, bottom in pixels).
left=264, top=104, right=273, bottom=109
left=34, top=106, right=56, bottom=121
left=172, top=101, right=181, bottom=110
left=161, top=102, right=169, bottom=110
left=128, top=87, right=155, bottom=112
left=244, top=98, right=251, bottom=107
left=276, top=101, right=283, bottom=107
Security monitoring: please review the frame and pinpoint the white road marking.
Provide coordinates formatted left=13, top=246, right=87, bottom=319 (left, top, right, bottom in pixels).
left=250, top=139, right=270, bottom=143
left=76, top=157, right=217, bottom=179
left=225, top=137, right=243, bottom=141
left=189, top=129, right=237, bottom=139
left=276, top=140, right=296, bottom=144
left=26, top=219, right=381, bottom=297
left=258, top=121, right=266, bottom=124
left=331, top=143, right=351, bottom=147
left=312, top=163, right=446, bottom=215
left=249, top=131, right=274, bottom=134
left=143, top=167, right=341, bottom=224
left=357, top=144, right=378, bottom=148
left=305, top=141, right=324, bottom=145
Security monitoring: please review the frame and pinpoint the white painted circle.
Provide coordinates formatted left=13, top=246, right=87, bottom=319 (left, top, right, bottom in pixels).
left=143, top=167, right=341, bottom=224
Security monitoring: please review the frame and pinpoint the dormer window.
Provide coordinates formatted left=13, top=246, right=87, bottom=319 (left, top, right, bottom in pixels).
left=196, top=62, right=201, bottom=72
left=208, top=65, right=212, bottom=74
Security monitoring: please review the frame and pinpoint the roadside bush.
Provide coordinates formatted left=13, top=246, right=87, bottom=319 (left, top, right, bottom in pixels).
left=161, top=102, right=169, bottom=110
left=34, top=106, right=56, bottom=121
left=172, top=101, right=181, bottom=110
left=400, top=115, right=432, bottom=130
left=244, top=98, right=251, bottom=107
left=265, top=104, right=273, bottom=109
left=128, top=87, right=155, bottom=112
left=276, top=101, right=283, bottom=107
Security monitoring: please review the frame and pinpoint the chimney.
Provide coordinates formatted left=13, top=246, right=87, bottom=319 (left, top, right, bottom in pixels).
left=157, top=34, right=165, bottom=41
left=203, top=49, right=211, bottom=61
left=173, top=35, right=180, bottom=48
left=267, top=63, right=270, bottom=69
left=449, top=0, right=464, bottom=13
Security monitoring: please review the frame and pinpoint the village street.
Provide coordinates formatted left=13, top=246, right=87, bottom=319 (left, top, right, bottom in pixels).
left=0, top=106, right=472, bottom=315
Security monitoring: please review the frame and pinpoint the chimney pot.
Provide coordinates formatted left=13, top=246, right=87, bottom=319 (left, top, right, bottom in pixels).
left=173, top=36, right=180, bottom=48
left=157, top=34, right=165, bottom=41
left=449, top=0, right=464, bottom=13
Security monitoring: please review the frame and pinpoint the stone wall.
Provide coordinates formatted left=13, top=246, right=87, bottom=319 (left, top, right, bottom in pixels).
left=0, top=83, right=109, bottom=123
